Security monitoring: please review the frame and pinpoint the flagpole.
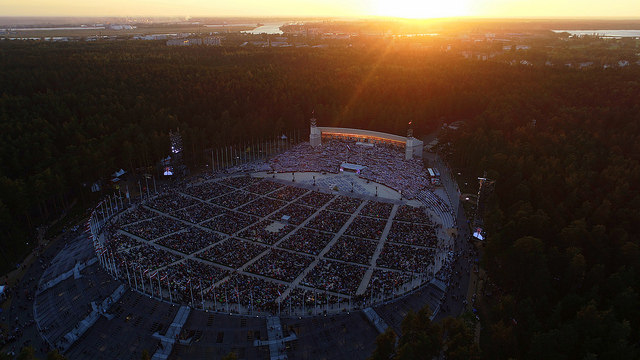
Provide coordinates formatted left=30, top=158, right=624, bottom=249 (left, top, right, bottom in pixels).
left=213, top=284, right=217, bottom=312
left=200, top=279, right=204, bottom=310
left=190, top=279, right=194, bottom=308
left=126, top=263, right=131, bottom=287
left=236, top=284, right=241, bottom=315
left=149, top=273, right=154, bottom=298
left=133, top=266, right=138, bottom=290
left=140, top=268, right=145, bottom=292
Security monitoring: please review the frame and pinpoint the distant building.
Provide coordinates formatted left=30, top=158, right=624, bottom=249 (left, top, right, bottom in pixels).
left=167, top=37, right=221, bottom=46
left=108, top=24, right=135, bottom=30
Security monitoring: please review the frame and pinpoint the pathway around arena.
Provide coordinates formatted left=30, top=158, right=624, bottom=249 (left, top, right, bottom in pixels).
left=1, top=230, right=87, bottom=358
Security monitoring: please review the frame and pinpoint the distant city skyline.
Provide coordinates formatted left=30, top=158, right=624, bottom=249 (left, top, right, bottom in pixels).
left=0, top=0, right=639, bottom=19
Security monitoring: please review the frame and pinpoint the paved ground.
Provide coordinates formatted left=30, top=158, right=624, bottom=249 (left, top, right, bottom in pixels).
left=1, top=229, right=85, bottom=357
left=434, top=197, right=475, bottom=322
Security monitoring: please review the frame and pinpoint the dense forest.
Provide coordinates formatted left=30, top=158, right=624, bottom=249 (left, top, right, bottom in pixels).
left=1, top=40, right=640, bottom=357
left=438, top=60, right=640, bottom=357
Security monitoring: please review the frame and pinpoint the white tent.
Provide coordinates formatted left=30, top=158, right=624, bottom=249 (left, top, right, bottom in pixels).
left=112, top=169, right=126, bottom=178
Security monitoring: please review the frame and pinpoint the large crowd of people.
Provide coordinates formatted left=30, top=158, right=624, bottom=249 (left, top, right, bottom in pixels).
left=278, top=228, right=334, bottom=255
left=270, top=203, right=316, bottom=225
left=237, top=220, right=294, bottom=245
left=386, top=222, right=438, bottom=248
left=123, top=217, right=185, bottom=240
left=238, top=197, right=286, bottom=217
left=270, top=140, right=431, bottom=199
left=394, top=204, right=433, bottom=224
left=147, top=192, right=199, bottom=213
left=268, top=185, right=309, bottom=202
left=201, top=211, right=257, bottom=235
left=296, top=191, right=334, bottom=208
left=246, top=249, right=313, bottom=282
left=155, top=228, right=222, bottom=255
left=301, top=259, right=367, bottom=296
left=211, top=190, right=260, bottom=210
left=377, top=243, right=434, bottom=273
left=359, top=200, right=394, bottom=219
left=182, top=181, right=232, bottom=201
left=327, top=196, right=362, bottom=213
left=95, top=159, right=452, bottom=314
left=325, top=236, right=377, bottom=265
left=306, top=210, right=351, bottom=233
left=197, top=238, right=266, bottom=268
left=344, top=216, right=387, bottom=239
left=170, top=202, right=224, bottom=224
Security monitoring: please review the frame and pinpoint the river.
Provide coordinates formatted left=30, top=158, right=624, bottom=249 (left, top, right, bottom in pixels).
left=552, top=29, right=640, bottom=38
left=242, top=22, right=287, bottom=35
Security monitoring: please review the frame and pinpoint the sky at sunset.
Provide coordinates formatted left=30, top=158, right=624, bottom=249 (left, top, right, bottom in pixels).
left=0, top=0, right=638, bottom=18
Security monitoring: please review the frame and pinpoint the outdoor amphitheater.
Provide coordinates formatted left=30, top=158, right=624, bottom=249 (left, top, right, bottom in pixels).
left=33, top=126, right=462, bottom=360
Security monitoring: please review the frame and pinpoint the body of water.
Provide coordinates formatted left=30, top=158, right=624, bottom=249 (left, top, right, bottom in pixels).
left=552, top=29, right=640, bottom=38
left=204, top=24, right=258, bottom=28
left=242, top=22, right=287, bottom=35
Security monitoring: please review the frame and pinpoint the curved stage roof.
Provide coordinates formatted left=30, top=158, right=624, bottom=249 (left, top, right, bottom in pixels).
left=316, top=127, right=408, bottom=144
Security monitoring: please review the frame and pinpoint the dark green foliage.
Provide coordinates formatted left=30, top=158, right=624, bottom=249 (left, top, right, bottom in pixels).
left=441, top=60, right=640, bottom=358
left=46, top=350, right=67, bottom=360
left=442, top=316, right=481, bottom=360
left=396, top=307, right=442, bottom=359
left=140, top=350, right=150, bottom=360
left=221, top=352, right=238, bottom=360
left=370, top=307, right=480, bottom=360
left=16, top=347, right=37, bottom=360
left=369, top=328, right=397, bottom=360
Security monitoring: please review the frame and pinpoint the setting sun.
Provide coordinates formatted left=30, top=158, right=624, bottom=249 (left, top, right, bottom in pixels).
left=374, top=0, right=470, bottom=18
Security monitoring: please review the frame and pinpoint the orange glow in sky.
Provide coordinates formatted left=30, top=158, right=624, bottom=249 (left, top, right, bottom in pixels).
left=0, top=0, right=638, bottom=18
left=375, top=0, right=471, bottom=18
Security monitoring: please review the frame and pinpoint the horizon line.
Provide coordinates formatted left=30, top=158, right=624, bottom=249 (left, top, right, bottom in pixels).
left=1, top=15, right=640, bottom=21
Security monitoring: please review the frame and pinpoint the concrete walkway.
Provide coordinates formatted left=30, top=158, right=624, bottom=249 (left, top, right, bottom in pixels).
left=57, top=284, right=126, bottom=352
left=151, top=305, right=191, bottom=360
left=38, top=257, right=98, bottom=294
left=363, top=307, right=390, bottom=334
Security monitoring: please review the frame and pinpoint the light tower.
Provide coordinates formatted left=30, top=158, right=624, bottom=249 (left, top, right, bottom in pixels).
left=168, top=129, right=187, bottom=177
left=309, top=113, right=321, bottom=148
left=405, top=121, right=423, bottom=159
left=474, top=173, right=495, bottom=238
